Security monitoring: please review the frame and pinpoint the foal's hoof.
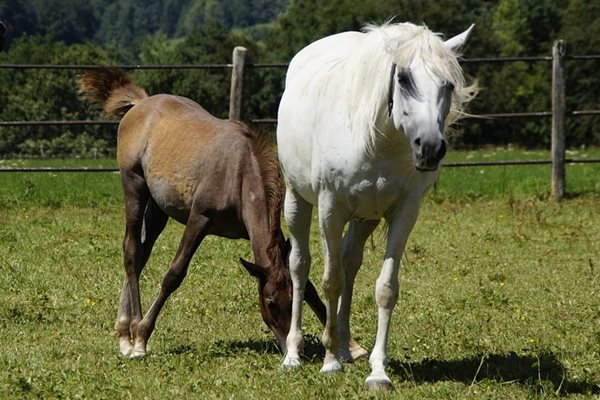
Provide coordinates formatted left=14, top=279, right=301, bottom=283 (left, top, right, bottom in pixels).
left=320, top=360, right=343, bottom=374
left=129, top=349, right=147, bottom=359
left=365, top=375, right=392, bottom=391
left=119, top=338, right=133, bottom=357
left=281, top=355, right=301, bottom=369
left=129, top=345, right=149, bottom=359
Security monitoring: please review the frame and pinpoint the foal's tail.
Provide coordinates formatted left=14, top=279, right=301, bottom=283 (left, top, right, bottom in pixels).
left=77, top=67, right=148, bottom=117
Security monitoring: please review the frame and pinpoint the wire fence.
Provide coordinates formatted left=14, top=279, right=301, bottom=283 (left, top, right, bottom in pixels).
left=1, top=49, right=599, bottom=200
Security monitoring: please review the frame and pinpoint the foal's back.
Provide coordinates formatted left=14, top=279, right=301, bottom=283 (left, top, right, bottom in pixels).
left=118, top=94, right=258, bottom=228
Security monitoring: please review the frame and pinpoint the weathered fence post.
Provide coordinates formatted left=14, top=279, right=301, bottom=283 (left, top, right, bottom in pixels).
left=551, top=40, right=566, bottom=201
left=229, top=46, right=247, bottom=121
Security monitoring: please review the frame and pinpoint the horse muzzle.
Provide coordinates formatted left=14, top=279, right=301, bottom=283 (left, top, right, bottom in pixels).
left=414, top=138, right=447, bottom=171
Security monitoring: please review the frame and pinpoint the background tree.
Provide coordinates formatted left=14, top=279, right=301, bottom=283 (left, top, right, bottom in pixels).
left=0, top=36, right=121, bottom=156
left=0, top=0, right=38, bottom=49
left=0, top=0, right=599, bottom=156
left=561, top=0, right=600, bottom=146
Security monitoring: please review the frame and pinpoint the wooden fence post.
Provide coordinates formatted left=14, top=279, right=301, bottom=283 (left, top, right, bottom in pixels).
left=551, top=40, right=566, bottom=201
left=229, top=46, right=247, bottom=121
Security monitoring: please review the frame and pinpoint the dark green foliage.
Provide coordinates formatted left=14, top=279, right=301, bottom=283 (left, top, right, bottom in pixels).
left=0, top=0, right=599, bottom=156
left=0, top=35, right=122, bottom=156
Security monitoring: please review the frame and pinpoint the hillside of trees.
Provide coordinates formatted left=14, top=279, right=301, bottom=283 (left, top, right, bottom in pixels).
left=0, top=0, right=598, bottom=157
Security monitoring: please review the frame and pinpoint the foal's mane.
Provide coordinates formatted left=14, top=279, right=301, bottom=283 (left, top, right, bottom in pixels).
left=240, top=123, right=288, bottom=280
left=344, top=22, right=476, bottom=153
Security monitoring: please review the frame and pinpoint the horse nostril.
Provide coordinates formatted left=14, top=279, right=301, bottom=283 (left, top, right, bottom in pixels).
left=436, top=140, right=447, bottom=161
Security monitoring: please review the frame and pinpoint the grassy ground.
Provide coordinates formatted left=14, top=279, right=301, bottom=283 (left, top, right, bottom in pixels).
left=0, top=152, right=598, bottom=399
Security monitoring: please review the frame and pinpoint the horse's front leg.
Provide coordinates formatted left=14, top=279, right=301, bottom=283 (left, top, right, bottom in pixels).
left=318, top=195, right=347, bottom=374
left=366, top=199, right=421, bottom=390
left=131, top=210, right=210, bottom=357
left=282, top=187, right=312, bottom=368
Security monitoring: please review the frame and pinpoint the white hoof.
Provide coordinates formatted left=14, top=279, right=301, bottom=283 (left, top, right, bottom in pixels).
left=119, top=338, right=133, bottom=357
left=129, top=346, right=148, bottom=359
left=320, top=360, right=343, bottom=374
left=281, top=355, right=301, bottom=369
left=129, top=350, right=146, bottom=358
left=365, top=375, right=392, bottom=391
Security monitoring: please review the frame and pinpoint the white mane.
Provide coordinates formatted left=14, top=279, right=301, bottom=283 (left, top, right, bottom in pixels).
left=344, top=22, right=475, bottom=153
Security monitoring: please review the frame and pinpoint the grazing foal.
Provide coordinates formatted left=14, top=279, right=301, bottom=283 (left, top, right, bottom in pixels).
left=78, top=68, right=328, bottom=357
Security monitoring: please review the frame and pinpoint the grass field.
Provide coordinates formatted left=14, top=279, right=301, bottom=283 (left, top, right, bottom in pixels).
left=0, top=151, right=599, bottom=399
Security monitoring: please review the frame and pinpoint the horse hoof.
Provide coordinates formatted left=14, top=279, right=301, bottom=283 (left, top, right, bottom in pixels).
left=348, top=339, right=369, bottom=360
left=365, top=375, right=392, bottom=391
left=129, top=348, right=148, bottom=359
left=281, top=356, right=301, bottom=369
left=337, top=348, right=354, bottom=363
left=350, top=346, right=369, bottom=360
left=119, top=339, right=133, bottom=357
left=320, top=360, right=343, bottom=374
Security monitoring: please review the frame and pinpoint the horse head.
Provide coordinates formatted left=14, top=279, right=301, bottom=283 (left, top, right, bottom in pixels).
left=241, top=236, right=327, bottom=354
left=240, top=255, right=291, bottom=352
left=387, top=24, right=474, bottom=171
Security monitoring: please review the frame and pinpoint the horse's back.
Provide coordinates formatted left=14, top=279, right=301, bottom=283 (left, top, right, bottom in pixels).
left=285, top=31, right=364, bottom=87
left=118, top=94, right=253, bottom=223
left=117, top=94, right=217, bottom=165
left=278, top=31, right=366, bottom=203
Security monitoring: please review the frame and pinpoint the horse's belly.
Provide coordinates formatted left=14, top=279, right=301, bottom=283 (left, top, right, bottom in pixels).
left=146, top=175, right=193, bottom=223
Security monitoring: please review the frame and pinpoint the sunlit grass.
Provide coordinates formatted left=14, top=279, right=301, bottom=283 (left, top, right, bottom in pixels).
left=0, top=154, right=599, bottom=398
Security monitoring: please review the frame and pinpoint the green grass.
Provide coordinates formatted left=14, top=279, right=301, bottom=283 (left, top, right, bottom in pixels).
left=437, top=147, right=600, bottom=199
left=0, top=153, right=599, bottom=399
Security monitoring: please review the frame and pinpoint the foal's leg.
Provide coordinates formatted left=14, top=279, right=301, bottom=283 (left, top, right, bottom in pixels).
left=115, top=169, right=150, bottom=356
left=337, top=219, right=379, bottom=362
left=366, top=199, right=420, bottom=391
left=130, top=208, right=211, bottom=357
left=115, top=198, right=168, bottom=355
left=281, top=187, right=312, bottom=368
left=317, top=193, right=347, bottom=374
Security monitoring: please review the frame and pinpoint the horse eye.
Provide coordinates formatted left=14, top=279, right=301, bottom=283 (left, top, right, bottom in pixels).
left=397, top=72, right=410, bottom=87
left=266, top=298, right=276, bottom=309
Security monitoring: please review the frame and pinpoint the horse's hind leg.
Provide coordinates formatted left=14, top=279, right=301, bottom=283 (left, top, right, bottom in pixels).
left=130, top=208, right=211, bottom=357
left=115, top=197, right=168, bottom=355
left=338, top=219, right=379, bottom=362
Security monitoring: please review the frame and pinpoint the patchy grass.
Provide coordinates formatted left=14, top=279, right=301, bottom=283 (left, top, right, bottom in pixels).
left=0, top=155, right=599, bottom=398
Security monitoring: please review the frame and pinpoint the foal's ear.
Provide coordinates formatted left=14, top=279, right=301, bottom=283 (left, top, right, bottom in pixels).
left=284, top=239, right=291, bottom=255
left=444, top=24, right=475, bottom=53
left=240, top=258, right=267, bottom=280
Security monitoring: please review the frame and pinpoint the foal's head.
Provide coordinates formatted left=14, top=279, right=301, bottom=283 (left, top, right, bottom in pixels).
left=240, top=236, right=292, bottom=352
left=237, top=129, right=294, bottom=351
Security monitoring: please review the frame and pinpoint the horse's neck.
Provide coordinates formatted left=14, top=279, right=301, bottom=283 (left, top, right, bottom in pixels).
left=368, top=111, right=412, bottom=159
left=241, top=181, right=281, bottom=269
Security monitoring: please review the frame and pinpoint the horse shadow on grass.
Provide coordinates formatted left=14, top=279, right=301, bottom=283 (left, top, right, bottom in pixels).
left=202, top=333, right=326, bottom=360
left=388, top=351, right=599, bottom=396
left=187, top=337, right=598, bottom=396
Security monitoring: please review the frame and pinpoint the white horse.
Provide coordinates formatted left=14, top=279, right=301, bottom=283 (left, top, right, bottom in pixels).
left=276, top=22, right=476, bottom=390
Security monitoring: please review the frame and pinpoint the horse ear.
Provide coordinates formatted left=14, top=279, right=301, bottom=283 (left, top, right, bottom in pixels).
left=240, top=258, right=266, bottom=280
left=284, top=239, right=291, bottom=256
left=444, top=24, right=475, bottom=53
